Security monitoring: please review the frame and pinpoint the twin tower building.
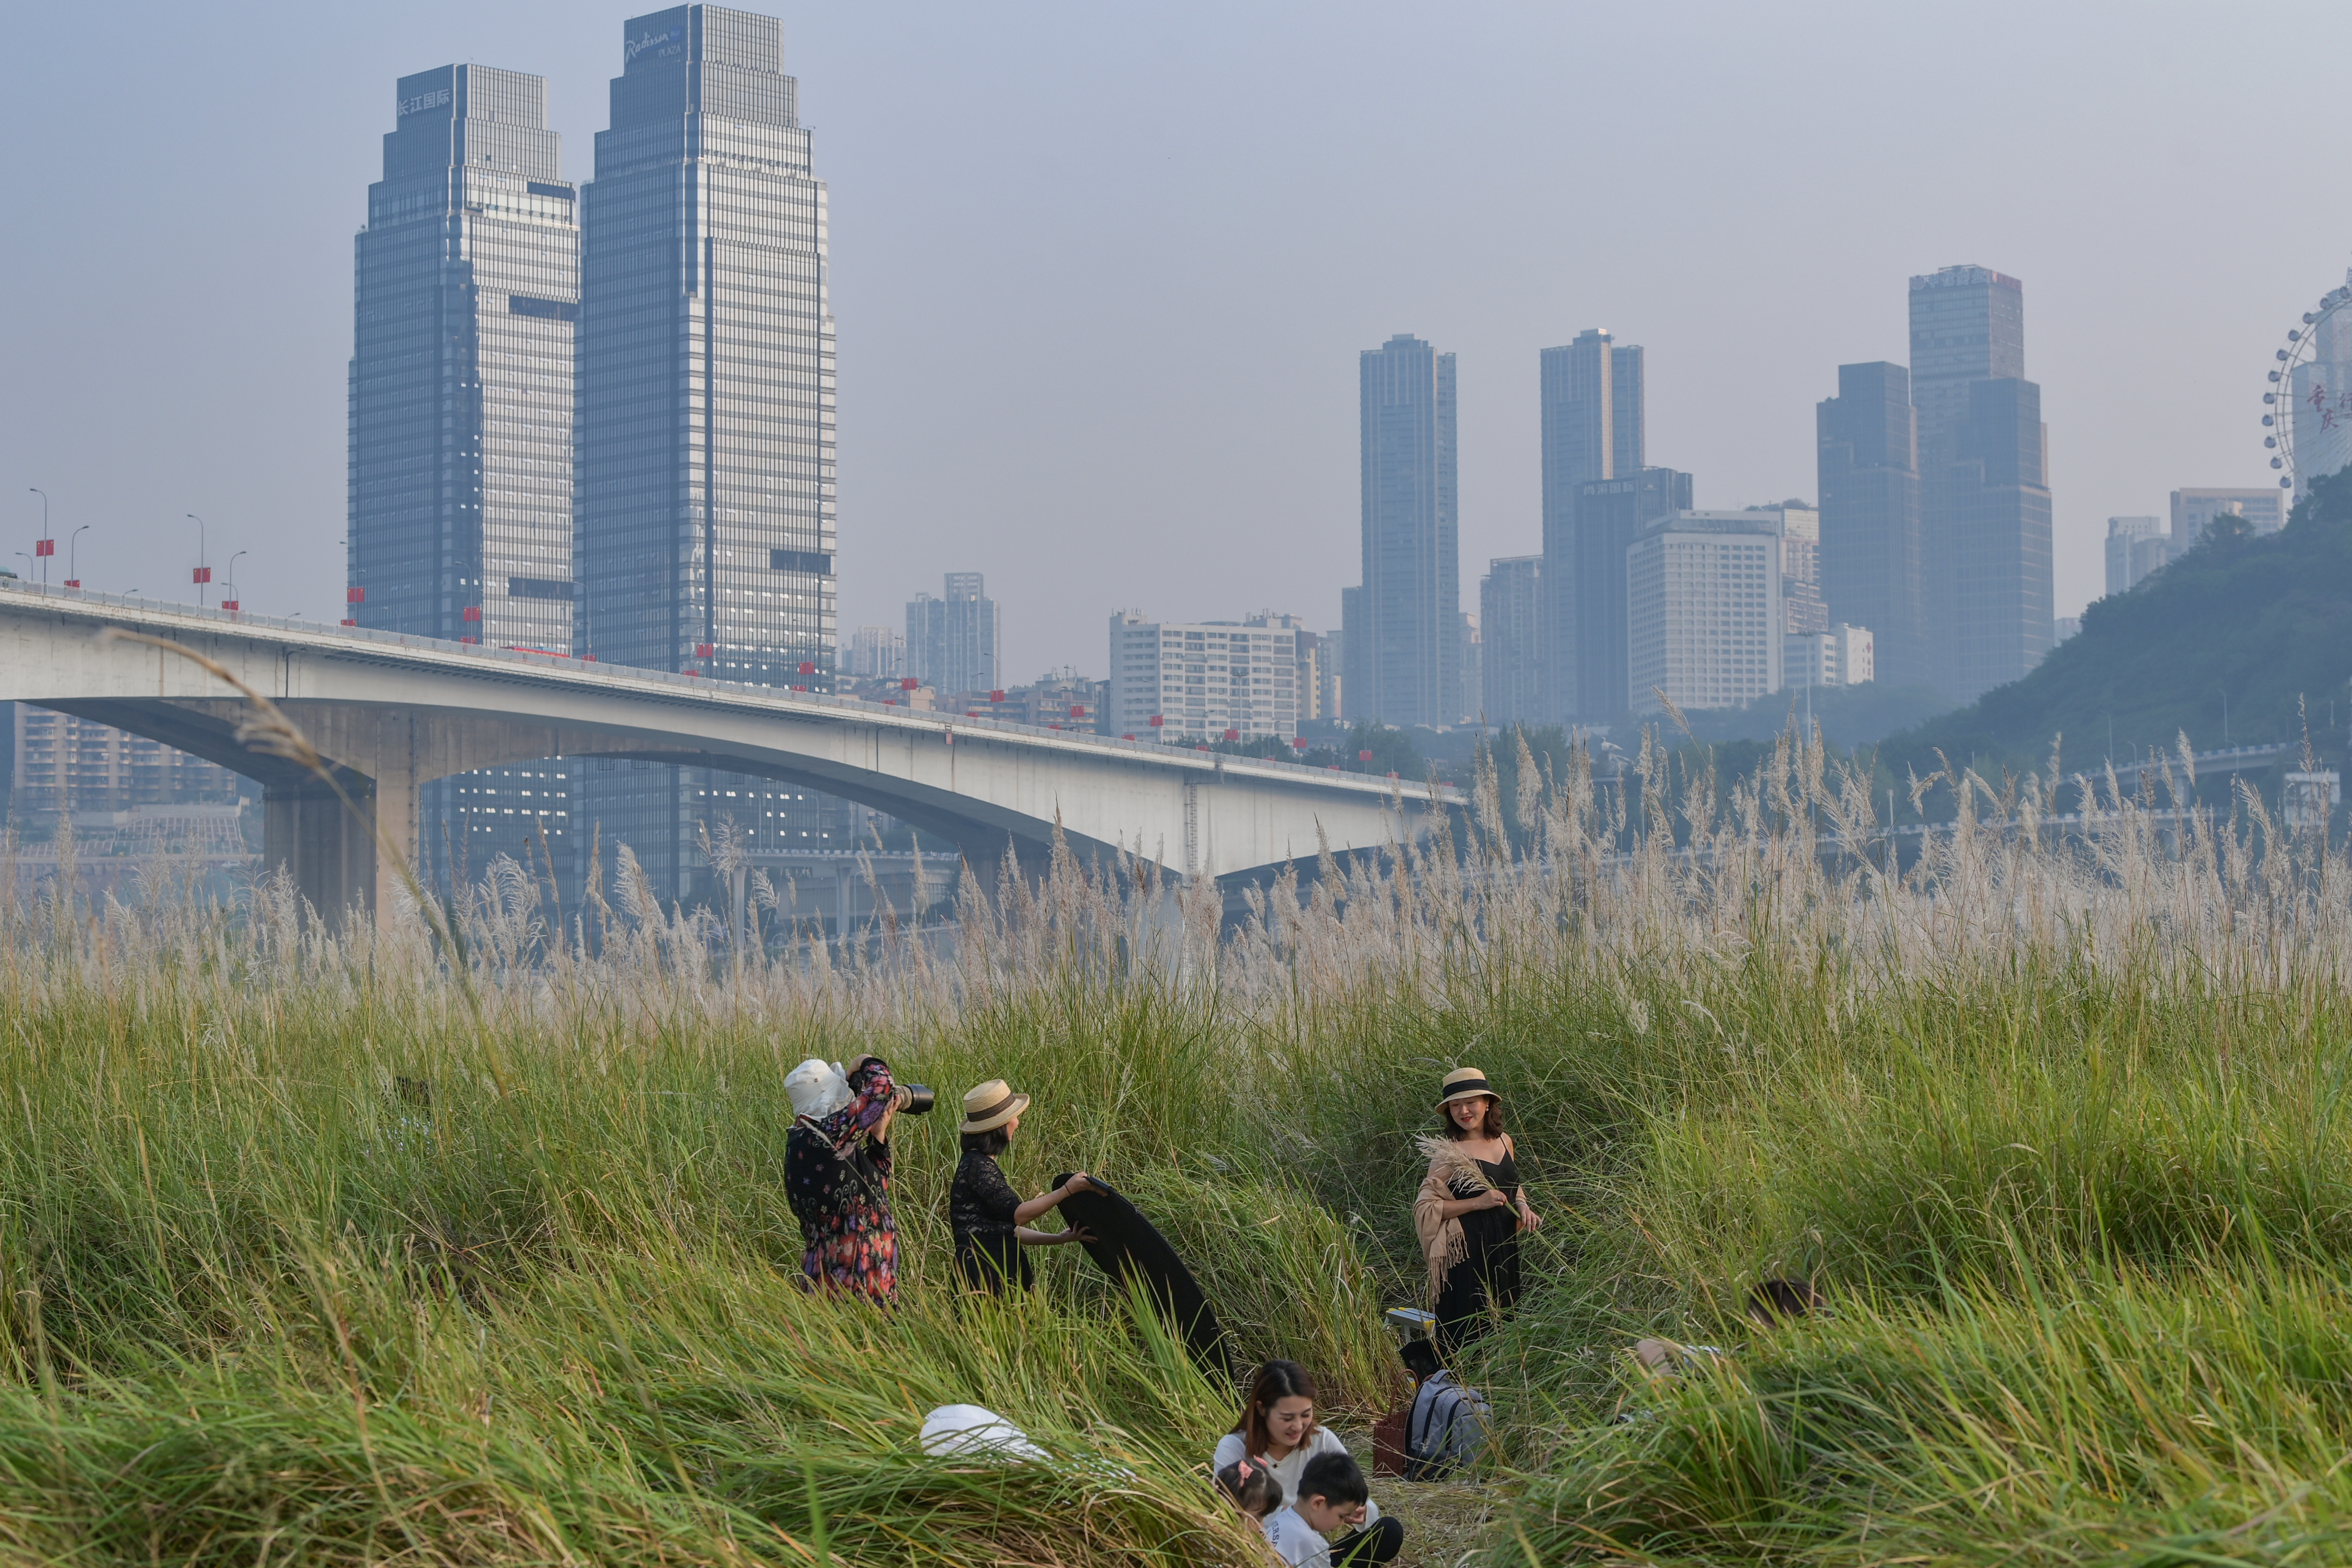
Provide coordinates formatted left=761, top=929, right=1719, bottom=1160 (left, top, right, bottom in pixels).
left=348, top=7, right=836, bottom=900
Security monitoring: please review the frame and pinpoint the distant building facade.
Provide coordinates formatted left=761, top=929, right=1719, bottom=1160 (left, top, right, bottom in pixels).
left=348, top=64, right=583, bottom=890
left=1817, top=362, right=1926, bottom=689
left=1108, top=611, right=1303, bottom=741
left=1479, top=555, right=1545, bottom=725
left=2104, top=516, right=2169, bottom=596
left=1757, top=503, right=1826, bottom=635
left=2171, top=488, right=2285, bottom=549
left=1786, top=623, right=1875, bottom=689
left=1627, top=512, right=1783, bottom=716
left=575, top=6, right=844, bottom=898
left=1539, top=329, right=1645, bottom=721
left=1458, top=611, right=1481, bottom=724
left=842, top=625, right=905, bottom=678
left=907, top=573, right=1001, bottom=696
left=1576, top=468, right=1693, bottom=725
left=13, top=710, right=240, bottom=817
left=1344, top=334, right=1460, bottom=727
left=1910, top=265, right=2051, bottom=702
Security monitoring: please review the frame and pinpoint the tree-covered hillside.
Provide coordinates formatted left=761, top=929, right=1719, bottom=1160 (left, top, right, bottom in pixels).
left=1879, top=467, right=2352, bottom=798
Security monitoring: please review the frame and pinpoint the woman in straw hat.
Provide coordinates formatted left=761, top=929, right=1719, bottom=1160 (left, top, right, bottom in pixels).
left=1413, top=1067, right=1541, bottom=1354
left=949, top=1080, right=1096, bottom=1294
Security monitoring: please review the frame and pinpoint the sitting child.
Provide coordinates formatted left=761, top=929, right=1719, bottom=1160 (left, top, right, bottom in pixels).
left=1262, top=1452, right=1404, bottom=1567
left=1215, top=1457, right=1284, bottom=1536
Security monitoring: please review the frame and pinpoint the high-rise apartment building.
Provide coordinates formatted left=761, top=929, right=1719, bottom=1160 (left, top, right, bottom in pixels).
left=906, top=573, right=1000, bottom=697
left=575, top=6, right=841, bottom=897
left=1762, top=504, right=1827, bottom=636
left=2104, top=516, right=2169, bottom=596
left=348, top=64, right=583, bottom=887
left=841, top=624, right=905, bottom=678
left=1246, top=612, right=1327, bottom=724
left=1344, top=335, right=1459, bottom=727
left=1538, top=330, right=1645, bottom=720
left=1320, top=624, right=1345, bottom=721
left=1575, top=468, right=1692, bottom=725
left=1626, top=513, right=1783, bottom=717
left=1909, top=266, right=2050, bottom=702
left=1107, top=611, right=1303, bottom=742
left=1479, top=555, right=1544, bottom=726
left=13, top=710, right=241, bottom=817
left=2171, top=488, right=2285, bottom=548
left=1817, top=362, right=1925, bottom=687
left=1786, top=624, right=1874, bottom=690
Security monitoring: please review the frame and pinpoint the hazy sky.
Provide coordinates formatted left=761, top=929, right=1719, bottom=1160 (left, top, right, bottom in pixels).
left=1, top=2, right=2339, bottom=681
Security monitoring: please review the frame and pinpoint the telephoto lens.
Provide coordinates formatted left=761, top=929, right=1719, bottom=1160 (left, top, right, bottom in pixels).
left=897, top=1084, right=937, bottom=1115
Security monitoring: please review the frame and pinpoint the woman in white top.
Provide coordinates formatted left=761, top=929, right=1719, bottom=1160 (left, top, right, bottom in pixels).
left=1210, top=1361, right=1401, bottom=1565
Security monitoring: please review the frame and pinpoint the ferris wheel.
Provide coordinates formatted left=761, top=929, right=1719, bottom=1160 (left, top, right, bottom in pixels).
left=2263, top=272, right=2352, bottom=495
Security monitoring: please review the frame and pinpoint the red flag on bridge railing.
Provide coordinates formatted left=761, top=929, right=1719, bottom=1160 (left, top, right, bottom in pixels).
left=33, top=539, right=52, bottom=557
left=192, top=566, right=211, bottom=584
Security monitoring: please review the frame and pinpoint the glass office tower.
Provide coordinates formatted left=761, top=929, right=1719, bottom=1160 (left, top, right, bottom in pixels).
left=576, top=5, right=842, bottom=901
left=1816, top=362, right=1925, bottom=689
left=1908, top=265, right=2050, bottom=701
left=1540, top=329, right=1646, bottom=723
left=348, top=64, right=582, bottom=893
left=1344, top=334, right=1460, bottom=729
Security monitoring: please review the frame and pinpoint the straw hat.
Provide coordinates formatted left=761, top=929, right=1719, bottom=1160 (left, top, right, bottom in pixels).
left=1437, top=1066, right=1498, bottom=1109
left=959, top=1079, right=1031, bottom=1134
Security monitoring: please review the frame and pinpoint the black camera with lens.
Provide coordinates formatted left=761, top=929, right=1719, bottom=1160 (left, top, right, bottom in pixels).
left=896, top=1083, right=936, bottom=1115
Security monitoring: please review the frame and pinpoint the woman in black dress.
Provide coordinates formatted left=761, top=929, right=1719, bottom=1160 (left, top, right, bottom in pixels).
left=1412, top=1067, right=1542, bottom=1355
left=948, top=1079, right=1094, bottom=1293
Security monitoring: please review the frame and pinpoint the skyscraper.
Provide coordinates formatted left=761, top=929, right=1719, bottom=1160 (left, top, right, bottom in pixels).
left=1478, top=556, right=1544, bottom=725
left=906, top=573, right=1000, bottom=696
left=1345, top=335, right=1459, bottom=727
left=1909, top=266, right=2050, bottom=702
left=1574, top=467, right=1692, bottom=725
left=1817, top=362, right=1925, bottom=687
left=1538, top=330, right=1644, bottom=721
left=348, top=64, right=582, bottom=885
left=576, top=6, right=841, bottom=897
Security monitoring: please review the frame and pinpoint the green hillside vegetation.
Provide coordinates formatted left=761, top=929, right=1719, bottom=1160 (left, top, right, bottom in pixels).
left=1881, top=467, right=2352, bottom=807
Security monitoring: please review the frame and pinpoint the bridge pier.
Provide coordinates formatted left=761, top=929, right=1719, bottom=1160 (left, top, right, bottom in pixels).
left=263, top=777, right=378, bottom=925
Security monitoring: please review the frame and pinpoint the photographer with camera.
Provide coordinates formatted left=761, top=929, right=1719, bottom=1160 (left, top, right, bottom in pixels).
left=784, top=1055, right=935, bottom=1305
left=949, top=1079, right=1095, bottom=1295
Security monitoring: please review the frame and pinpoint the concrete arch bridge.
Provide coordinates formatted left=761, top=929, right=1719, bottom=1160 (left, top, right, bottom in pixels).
left=0, top=583, right=1453, bottom=925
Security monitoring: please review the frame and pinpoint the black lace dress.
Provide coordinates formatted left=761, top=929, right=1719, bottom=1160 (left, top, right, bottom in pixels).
left=950, top=1150, right=1032, bottom=1293
left=1434, top=1148, right=1522, bottom=1354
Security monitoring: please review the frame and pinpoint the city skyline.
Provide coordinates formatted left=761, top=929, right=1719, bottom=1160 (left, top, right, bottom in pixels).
left=0, top=2, right=2335, bottom=685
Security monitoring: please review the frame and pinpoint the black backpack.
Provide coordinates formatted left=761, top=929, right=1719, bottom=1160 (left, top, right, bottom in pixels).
left=1404, top=1369, right=1492, bottom=1479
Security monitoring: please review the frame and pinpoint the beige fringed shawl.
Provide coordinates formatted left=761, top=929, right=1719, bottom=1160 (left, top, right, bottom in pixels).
left=1411, top=1132, right=1515, bottom=1302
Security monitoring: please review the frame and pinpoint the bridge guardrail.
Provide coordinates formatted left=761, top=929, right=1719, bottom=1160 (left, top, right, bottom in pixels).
left=0, top=578, right=1462, bottom=804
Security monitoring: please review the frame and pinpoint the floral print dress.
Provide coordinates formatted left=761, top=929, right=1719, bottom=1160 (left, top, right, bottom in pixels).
left=784, top=1056, right=899, bottom=1303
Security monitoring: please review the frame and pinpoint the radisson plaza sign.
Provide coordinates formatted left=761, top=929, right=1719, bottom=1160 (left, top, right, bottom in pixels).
left=624, top=23, right=686, bottom=66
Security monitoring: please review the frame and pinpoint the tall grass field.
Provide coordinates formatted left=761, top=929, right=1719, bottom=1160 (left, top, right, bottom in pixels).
left=5, top=721, right=2352, bottom=1565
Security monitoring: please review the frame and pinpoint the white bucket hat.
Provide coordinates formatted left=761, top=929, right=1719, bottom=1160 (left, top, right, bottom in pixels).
left=785, top=1058, right=851, bottom=1120
left=920, top=1404, right=1045, bottom=1461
